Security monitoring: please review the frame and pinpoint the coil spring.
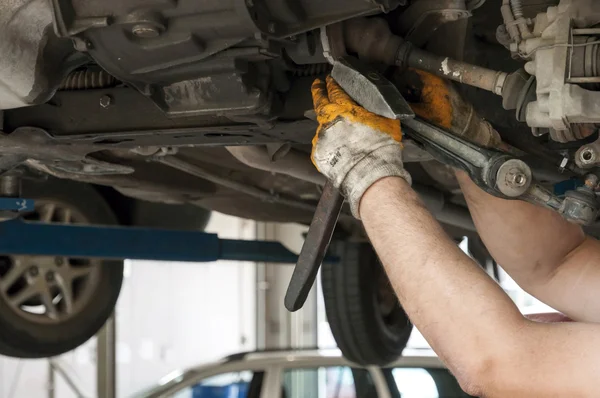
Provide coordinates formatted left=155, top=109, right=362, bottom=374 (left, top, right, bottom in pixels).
left=292, top=63, right=331, bottom=77
left=59, top=69, right=119, bottom=90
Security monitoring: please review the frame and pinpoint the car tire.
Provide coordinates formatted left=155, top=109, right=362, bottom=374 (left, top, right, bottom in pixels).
left=321, top=242, right=413, bottom=366
left=0, top=178, right=123, bottom=358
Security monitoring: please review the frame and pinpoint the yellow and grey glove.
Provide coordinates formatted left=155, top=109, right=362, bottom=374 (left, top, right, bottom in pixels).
left=311, top=76, right=411, bottom=219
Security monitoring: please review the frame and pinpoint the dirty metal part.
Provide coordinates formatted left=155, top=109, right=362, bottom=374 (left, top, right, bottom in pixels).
left=157, top=156, right=317, bottom=213
left=0, top=127, right=133, bottom=176
left=511, top=0, right=533, bottom=40
left=575, top=137, right=600, bottom=168
left=0, top=0, right=87, bottom=109
left=341, top=18, right=509, bottom=95
left=566, top=36, right=600, bottom=84
left=402, top=116, right=584, bottom=223
left=406, top=48, right=509, bottom=95
left=331, top=57, right=415, bottom=120
left=397, top=0, right=471, bottom=47
left=495, top=158, right=532, bottom=197
left=393, top=68, right=503, bottom=148
left=284, top=181, right=343, bottom=312
left=4, top=86, right=317, bottom=148
left=523, top=183, right=564, bottom=211
left=285, top=32, right=328, bottom=65
left=159, top=68, right=272, bottom=118
left=58, top=69, right=118, bottom=91
left=501, top=68, right=531, bottom=112
left=560, top=186, right=600, bottom=225
left=341, top=18, right=406, bottom=68
left=519, top=0, right=600, bottom=141
left=99, top=95, right=112, bottom=109
left=500, top=0, right=521, bottom=45
left=49, top=0, right=404, bottom=88
left=226, top=146, right=326, bottom=185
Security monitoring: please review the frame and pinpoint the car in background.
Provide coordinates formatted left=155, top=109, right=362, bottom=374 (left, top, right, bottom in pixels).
left=132, top=349, right=473, bottom=398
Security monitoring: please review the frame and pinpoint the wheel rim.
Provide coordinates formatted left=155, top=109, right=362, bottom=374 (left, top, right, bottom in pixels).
left=0, top=201, right=101, bottom=324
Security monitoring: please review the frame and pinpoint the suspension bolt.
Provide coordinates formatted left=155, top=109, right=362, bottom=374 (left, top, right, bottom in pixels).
left=99, top=95, right=112, bottom=109
left=495, top=159, right=532, bottom=198
left=508, top=171, right=528, bottom=187
left=29, top=266, right=38, bottom=277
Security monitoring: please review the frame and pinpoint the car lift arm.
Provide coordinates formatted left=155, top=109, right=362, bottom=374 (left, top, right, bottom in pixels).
left=0, top=218, right=311, bottom=264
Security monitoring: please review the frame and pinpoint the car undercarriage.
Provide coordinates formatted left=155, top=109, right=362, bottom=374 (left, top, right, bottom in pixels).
left=3, top=0, right=599, bottom=236
left=2, top=0, right=600, bottom=362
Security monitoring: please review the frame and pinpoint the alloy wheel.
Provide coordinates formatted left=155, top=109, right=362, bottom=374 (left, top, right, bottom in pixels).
left=0, top=201, right=101, bottom=324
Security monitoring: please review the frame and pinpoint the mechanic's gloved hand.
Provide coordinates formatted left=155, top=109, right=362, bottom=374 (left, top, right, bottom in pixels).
left=311, top=76, right=411, bottom=219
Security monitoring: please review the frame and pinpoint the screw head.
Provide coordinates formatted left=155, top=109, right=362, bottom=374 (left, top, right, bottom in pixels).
left=132, top=23, right=161, bottom=38
left=55, top=257, right=64, bottom=266
left=46, top=272, right=54, bottom=282
left=99, top=95, right=112, bottom=108
left=29, top=266, right=38, bottom=276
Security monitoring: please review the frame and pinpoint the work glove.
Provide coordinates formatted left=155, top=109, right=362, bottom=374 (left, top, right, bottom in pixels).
left=311, top=75, right=411, bottom=219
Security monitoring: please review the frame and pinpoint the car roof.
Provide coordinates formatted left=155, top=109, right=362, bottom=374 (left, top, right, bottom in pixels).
left=233, top=348, right=443, bottom=368
left=132, top=349, right=445, bottom=398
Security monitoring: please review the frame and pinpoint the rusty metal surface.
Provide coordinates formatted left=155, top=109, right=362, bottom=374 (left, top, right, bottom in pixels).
left=407, top=47, right=508, bottom=95
left=284, top=181, right=344, bottom=312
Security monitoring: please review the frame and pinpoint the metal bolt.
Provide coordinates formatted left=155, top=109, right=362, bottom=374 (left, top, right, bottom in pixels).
left=55, top=257, right=64, bottom=267
left=29, top=266, right=38, bottom=277
left=99, top=95, right=112, bottom=109
left=46, top=272, right=54, bottom=282
left=268, top=22, right=276, bottom=33
left=132, top=24, right=160, bottom=38
left=508, top=171, right=528, bottom=187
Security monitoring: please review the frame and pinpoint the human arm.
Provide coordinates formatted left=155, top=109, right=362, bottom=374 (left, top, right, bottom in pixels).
left=457, top=171, right=600, bottom=323
left=310, top=75, right=600, bottom=396
left=360, top=177, right=600, bottom=397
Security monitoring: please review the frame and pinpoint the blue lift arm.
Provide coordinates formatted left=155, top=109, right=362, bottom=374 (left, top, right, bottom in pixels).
left=0, top=219, right=309, bottom=264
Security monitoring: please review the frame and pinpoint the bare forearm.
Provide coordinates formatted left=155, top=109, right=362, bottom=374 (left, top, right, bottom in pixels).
left=360, top=177, right=524, bottom=392
left=456, top=172, right=600, bottom=322
left=361, top=177, right=600, bottom=397
left=456, top=171, right=585, bottom=283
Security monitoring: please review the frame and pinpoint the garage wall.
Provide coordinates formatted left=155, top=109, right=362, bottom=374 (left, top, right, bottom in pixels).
left=0, top=212, right=256, bottom=398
